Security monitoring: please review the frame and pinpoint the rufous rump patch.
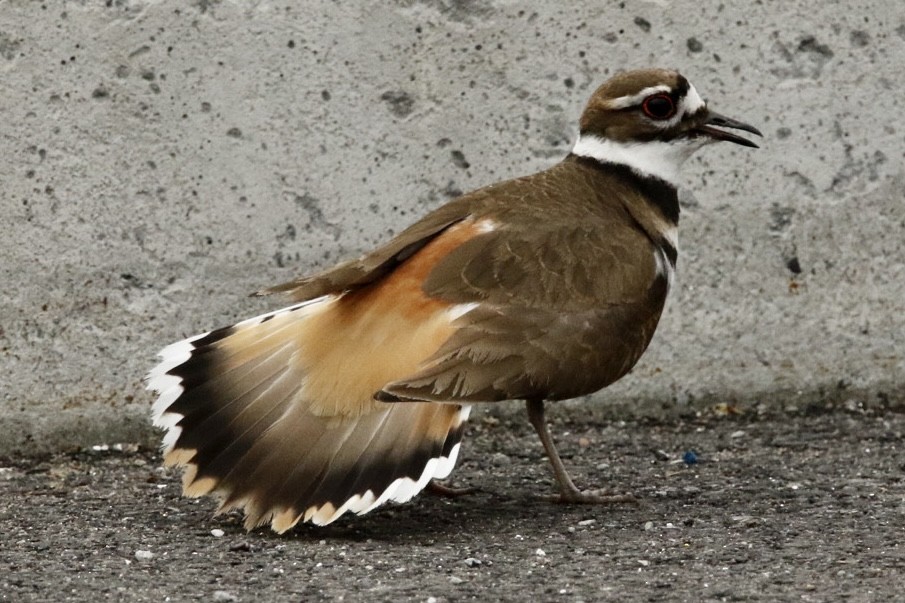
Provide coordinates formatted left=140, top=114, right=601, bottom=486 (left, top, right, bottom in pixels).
left=341, top=218, right=487, bottom=317
left=295, top=219, right=488, bottom=418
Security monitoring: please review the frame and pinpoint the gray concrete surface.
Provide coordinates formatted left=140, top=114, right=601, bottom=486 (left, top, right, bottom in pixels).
left=1, top=1, right=903, bottom=455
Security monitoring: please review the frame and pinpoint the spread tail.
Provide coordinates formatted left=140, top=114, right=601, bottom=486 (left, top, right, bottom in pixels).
left=146, top=297, right=470, bottom=531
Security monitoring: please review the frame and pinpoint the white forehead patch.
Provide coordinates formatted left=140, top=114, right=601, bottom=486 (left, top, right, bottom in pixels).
left=681, top=83, right=706, bottom=115
left=606, top=85, right=672, bottom=109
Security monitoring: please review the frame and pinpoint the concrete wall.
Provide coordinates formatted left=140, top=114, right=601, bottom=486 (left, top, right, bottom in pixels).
left=2, top=0, right=903, bottom=455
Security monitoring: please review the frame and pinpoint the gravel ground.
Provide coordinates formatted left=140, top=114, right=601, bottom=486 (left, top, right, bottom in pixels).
left=2, top=409, right=903, bottom=602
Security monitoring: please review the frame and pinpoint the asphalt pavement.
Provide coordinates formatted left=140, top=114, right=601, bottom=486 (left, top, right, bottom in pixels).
left=2, top=409, right=903, bottom=602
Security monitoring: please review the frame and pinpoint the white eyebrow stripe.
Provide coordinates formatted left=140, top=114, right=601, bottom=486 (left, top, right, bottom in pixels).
left=606, top=85, right=672, bottom=109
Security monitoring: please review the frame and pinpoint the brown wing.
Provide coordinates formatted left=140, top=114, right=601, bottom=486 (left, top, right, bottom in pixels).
left=378, top=221, right=669, bottom=403
left=257, top=195, right=478, bottom=301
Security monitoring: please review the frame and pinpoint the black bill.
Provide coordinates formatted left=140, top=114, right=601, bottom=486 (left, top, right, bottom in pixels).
left=695, top=111, right=763, bottom=148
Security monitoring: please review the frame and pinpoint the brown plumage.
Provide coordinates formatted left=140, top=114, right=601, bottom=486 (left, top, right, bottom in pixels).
left=147, top=68, right=761, bottom=531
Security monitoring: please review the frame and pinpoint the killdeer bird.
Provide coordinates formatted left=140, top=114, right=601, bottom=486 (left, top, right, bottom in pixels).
left=147, top=68, right=760, bottom=532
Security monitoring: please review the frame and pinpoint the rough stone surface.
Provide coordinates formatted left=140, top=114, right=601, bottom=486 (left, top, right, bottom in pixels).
left=1, top=1, right=904, bottom=454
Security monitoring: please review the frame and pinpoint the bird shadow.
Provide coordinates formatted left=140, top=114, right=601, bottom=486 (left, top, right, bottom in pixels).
left=238, top=483, right=646, bottom=545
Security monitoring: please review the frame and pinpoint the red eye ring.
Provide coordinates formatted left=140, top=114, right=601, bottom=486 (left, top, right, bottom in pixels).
left=642, top=94, right=676, bottom=120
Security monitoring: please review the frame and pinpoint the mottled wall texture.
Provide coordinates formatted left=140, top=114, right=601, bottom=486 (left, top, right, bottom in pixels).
left=1, top=1, right=903, bottom=454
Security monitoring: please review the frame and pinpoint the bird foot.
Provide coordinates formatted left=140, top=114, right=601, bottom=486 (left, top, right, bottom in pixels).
left=426, top=480, right=479, bottom=498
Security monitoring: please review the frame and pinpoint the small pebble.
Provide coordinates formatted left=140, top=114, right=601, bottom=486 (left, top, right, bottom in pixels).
left=464, top=557, right=482, bottom=567
left=638, top=559, right=650, bottom=567
left=731, top=514, right=759, bottom=527
left=577, top=519, right=595, bottom=526
left=578, top=437, right=590, bottom=448
left=449, top=576, right=464, bottom=584
left=134, top=550, right=154, bottom=561
left=535, top=548, right=546, bottom=557
left=651, top=448, right=670, bottom=461
left=490, top=452, right=511, bottom=466
left=730, top=430, right=746, bottom=439
left=643, top=521, right=654, bottom=531
left=212, top=591, right=238, bottom=602
left=211, top=529, right=225, bottom=538
left=682, top=451, right=698, bottom=465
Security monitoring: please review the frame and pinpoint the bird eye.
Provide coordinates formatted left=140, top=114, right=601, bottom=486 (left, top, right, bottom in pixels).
left=641, top=94, right=676, bottom=120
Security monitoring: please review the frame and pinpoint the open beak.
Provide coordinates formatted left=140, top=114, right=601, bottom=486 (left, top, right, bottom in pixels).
left=695, top=111, right=763, bottom=148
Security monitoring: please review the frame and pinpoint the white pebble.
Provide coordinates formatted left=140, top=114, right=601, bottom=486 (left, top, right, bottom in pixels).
left=535, top=548, right=546, bottom=557
left=134, top=550, right=154, bottom=561
left=210, top=529, right=225, bottom=538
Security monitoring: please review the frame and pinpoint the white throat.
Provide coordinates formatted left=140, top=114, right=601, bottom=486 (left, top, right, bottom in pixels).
left=572, top=134, right=706, bottom=186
